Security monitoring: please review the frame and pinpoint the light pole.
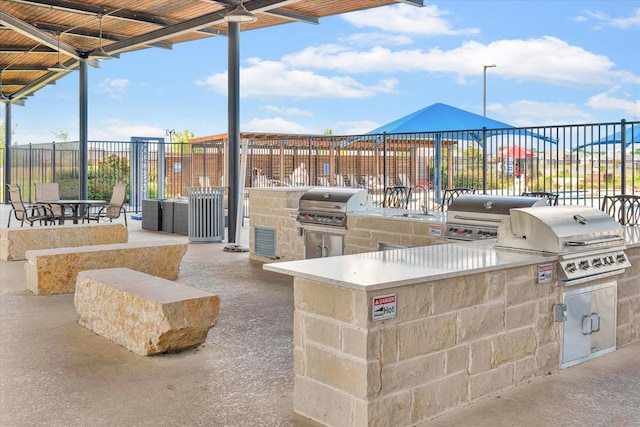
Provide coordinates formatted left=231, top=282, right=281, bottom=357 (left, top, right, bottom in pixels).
left=483, top=64, right=496, bottom=117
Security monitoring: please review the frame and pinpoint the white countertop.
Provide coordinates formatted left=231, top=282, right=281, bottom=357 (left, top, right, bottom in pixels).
left=264, top=241, right=556, bottom=291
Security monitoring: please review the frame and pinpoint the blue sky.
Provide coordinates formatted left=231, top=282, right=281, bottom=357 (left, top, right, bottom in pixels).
left=5, top=0, right=640, bottom=144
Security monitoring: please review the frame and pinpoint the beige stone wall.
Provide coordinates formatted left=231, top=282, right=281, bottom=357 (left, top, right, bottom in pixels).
left=617, top=244, right=640, bottom=347
left=293, top=265, right=563, bottom=426
left=248, top=188, right=307, bottom=262
left=248, top=188, right=446, bottom=262
left=346, top=215, right=446, bottom=254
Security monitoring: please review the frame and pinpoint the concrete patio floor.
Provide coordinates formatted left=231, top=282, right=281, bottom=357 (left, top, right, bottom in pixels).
left=1, top=206, right=639, bottom=426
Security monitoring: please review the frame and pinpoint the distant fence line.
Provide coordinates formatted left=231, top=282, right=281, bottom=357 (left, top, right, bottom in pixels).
left=1, top=120, right=638, bottom=213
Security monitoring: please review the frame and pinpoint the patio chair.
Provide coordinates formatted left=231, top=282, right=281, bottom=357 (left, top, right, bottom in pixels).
left=34, top=182, right=72, bottom=224
left=6, top=184, right=55, bottom=227
left=381, top=186, right=413, bottom=209
left=83, top=183, right=129, bottom=226
left=522, top=191, right=559, bottom=206
left=601, top=194, right=640, bottom=226
left=438, top=187, right=476, bottom=211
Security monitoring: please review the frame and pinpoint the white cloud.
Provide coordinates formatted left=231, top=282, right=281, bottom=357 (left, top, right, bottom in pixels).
left=282, top=36, right=640, bottom=88
left=576, top=8, right=640, bottom=30
left=260, top=105, right=313, bottom=116
left=94, top=78, right=129, bottom=98
left=90, top=118, right=165, bottom=140
left=342, top=4, right=480, bottom=36
left=491, top=100, right=593, bottom=127
left=586, top=89, right=639, bottom=118
left=243, top=117, right=314, bottom=134
left=344, top=32, right=414, bottom=47
left=332, top=120, right=381, bottom=135
left=196, top=59, right=398, bottom=99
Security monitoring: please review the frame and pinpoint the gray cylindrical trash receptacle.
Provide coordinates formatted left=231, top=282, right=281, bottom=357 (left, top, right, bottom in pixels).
left=186, top=187, right=225, bottom=243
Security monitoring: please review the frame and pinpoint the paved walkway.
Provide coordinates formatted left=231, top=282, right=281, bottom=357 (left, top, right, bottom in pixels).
left=1, top=207, right=639, bottom=426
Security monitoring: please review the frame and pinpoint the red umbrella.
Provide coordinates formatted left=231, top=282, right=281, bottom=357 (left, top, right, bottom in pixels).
left=497, top=146, right=534, bottom=158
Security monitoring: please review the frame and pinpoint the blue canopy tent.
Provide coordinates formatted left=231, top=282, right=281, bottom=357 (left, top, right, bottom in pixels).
left=573, top=125, right=640, bottom=152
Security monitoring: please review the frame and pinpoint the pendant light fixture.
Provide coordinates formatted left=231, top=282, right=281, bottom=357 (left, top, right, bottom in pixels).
left=48, top=32, right=69, bottom=72
left=225, top=0, right=257, bottom=23
left=89, top=14, right=112, bottom=60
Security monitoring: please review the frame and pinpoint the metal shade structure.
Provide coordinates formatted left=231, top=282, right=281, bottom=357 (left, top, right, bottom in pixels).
left=574, top=126, right=640, bottom=152
left=367, top=103, right=515, bottom=140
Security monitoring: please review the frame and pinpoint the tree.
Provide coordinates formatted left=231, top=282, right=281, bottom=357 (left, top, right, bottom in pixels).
left=171, top=129, right=194, bottom=143
left=52, top=130, right=70, bottom=142
left=168, top=129, right=194, bottom=153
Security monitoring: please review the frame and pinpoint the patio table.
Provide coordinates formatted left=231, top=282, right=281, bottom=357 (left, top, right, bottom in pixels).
left=37, top=199, right=106, bottom=224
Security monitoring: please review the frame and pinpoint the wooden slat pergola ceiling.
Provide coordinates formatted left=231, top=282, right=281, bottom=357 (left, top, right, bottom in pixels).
left=0, top=0, right=423, bottom=104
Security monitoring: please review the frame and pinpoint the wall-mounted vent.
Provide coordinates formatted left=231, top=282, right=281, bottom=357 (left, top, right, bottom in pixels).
left=254, top=227, right=277, bottom=259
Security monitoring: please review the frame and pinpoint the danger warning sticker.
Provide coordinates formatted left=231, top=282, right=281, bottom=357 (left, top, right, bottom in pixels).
left=372, top=293, right=397, bottom=321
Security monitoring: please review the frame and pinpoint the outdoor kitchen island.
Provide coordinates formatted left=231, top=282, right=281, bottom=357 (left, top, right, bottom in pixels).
left=264, top=229, right=640, bottom=427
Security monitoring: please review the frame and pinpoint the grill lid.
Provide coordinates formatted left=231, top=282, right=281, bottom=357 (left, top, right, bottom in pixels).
left=298, top=187, right=368, bottom=213
left=297, top=187, right=368, bottom=227
left=496, top=205, right=625, bottom=254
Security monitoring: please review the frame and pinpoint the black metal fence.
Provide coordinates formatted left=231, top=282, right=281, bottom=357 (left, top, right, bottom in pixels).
left=2, top=120, right=638, bottom=214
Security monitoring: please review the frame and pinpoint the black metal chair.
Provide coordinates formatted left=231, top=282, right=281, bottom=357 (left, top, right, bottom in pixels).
left=6, top=184, right=55, bottom=227
left=601, top=194, right=640, bottom=226
left=382, top=186, right=413, bottom=209
left=522, top=191, right=559, bottom=206
left=439, top=187, right=476, bottom=211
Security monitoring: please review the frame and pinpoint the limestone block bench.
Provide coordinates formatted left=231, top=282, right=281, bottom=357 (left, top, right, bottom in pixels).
left=24, top=240, right=188, bottom=295
left=1, top=223, right=128, bottom=261
left=75, top=268, right=220, bottom=356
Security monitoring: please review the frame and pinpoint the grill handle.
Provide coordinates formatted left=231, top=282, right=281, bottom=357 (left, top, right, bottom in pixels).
left=452, top=215, right=503, bottom=223
left=565, top=236, right=624, bottom=246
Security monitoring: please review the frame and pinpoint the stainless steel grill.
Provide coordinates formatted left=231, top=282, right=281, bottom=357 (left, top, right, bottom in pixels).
left=496, top=205, right=631, bottom=286
left=296, top=187, right=368, bottom=228
left=444, top=194, right=547, bottom=241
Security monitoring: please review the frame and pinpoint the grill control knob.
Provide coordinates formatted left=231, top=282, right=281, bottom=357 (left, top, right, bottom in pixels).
left=616, top=253, right=627, bottom=263
left=566, top=262, right=577, bottom=273
left=592, top=258, right=603, bottom=268
left=579, top=260, right=590, bottom=270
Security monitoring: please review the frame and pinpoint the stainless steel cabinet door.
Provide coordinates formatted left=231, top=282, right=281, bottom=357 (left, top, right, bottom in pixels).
left=562, top=291, right=591, bottom=366
left=590, top=285, right=616, bottom=354
left=562, top=282, right=617, bottom=368
left=304, top=231, right=324, bottom=259
left=304, top=231, right=344, bottom=259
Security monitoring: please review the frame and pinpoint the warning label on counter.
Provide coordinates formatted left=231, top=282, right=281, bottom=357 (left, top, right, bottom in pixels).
left=372, top=293, right=397, bottom=321
left=538, top=264, right=553, bottom=284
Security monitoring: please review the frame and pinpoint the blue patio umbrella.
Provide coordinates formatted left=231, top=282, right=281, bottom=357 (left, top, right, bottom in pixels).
left=574, top=126, right=640, bottom=151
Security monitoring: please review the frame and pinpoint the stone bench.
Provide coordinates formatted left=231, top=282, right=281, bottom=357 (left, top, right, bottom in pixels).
left=75, top=268, right=219, bottom=356
left=1, top=223, right=128, bottom=261
left=24, top=240, right=188, bottom=296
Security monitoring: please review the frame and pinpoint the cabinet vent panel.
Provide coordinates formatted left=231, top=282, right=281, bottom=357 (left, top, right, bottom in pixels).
left=255, top=227, right=277, bottom=259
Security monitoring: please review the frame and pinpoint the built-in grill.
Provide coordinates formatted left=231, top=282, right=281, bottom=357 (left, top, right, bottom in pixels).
left=445, top=194, right=547, bottom=241
left=496, top=205, right=631, bottom=286
left=496, top=205, right=632, bottom=369
left=297, top=187, right=368, bottom=259
left=296, top=187, right=368, bottom=228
